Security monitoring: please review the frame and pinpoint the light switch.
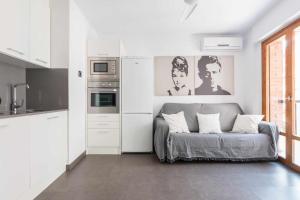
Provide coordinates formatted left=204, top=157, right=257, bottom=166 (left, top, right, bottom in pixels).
left=78, top=70, right=82, bottom=78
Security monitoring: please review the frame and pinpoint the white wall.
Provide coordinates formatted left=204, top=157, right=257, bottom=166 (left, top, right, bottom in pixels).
left=242, top=0, right=300, bottom=114
left=98, top=33, right=246, bottom=115
left=88, top=0, right=300, bottom=116
left=68, top=0, right=88, bottom=164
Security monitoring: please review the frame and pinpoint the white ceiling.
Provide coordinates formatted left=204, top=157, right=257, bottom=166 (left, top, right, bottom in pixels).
left=75, top=0, right=281, bottom=35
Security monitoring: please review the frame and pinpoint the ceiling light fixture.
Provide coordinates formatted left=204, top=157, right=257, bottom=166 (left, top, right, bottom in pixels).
left=180, top=0, right=199, bottom=22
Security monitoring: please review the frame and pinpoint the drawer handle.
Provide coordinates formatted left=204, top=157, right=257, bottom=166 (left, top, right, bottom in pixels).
left=96, top=131, right=110, bottom=134
left=35, top=58, right=47, bottom=64
left=96, top=123, right=110, bottom=126
left=7, top=47, right=25, bottom=55
left=217, top=44, right=230, bottom=47
left=0, top=124, right=8, bottom=128
left=96, top=53, right=108, bottom=56
left=47, top=116, right=59, bottom=120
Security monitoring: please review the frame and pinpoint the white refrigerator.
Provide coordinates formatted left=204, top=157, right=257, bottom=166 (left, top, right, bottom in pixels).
left=121, top=57, right=153, bottom=152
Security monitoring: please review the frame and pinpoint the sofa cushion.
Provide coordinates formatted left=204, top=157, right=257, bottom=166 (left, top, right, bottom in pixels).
left=162, top=111, right=190, bottom=133
left=232, top=114, right=264, bottom=133
left=196, top=113, right=222, bottom=134
left=200, top=103, right=243, bottom=132
left=158, top=103, right=202, bottom=132
left=157, top=103, right=243, bottom=132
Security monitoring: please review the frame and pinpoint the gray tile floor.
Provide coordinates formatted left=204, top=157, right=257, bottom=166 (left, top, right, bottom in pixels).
left=35, top=154, right=300, bottom=200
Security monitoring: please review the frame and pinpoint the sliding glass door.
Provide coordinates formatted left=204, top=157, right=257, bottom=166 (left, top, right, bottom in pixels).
left=293, top=26, right=300, bottom=166
left=262, top=19, right=300, bottom=171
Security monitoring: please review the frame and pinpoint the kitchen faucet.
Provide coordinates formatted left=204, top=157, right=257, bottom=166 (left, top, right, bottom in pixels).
left=10, top=83, right=29, bottom=114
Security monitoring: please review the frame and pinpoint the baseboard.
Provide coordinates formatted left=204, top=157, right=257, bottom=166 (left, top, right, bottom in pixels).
left=66, top=151, right=86, bottom=171
left=121, top=152, right=153, bottom=154
left=87, top=147, right=121, bottom=155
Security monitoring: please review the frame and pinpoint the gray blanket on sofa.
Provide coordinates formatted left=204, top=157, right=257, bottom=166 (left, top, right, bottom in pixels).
left=154, top=103, right=279, bottom=163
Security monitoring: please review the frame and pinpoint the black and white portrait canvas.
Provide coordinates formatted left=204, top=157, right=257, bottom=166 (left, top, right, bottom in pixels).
left=194, top=56, right=234, bottom=95
left=155, top=56, right=195, bottom=96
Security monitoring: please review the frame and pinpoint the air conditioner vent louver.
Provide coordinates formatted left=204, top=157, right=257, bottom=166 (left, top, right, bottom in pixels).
left=203, top=37, right=243, bottom=50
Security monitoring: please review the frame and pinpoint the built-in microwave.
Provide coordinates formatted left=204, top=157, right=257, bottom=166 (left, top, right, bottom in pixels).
left=87, top=81, right=120, bottom=113
left=88, top=57, right=120, bottom=81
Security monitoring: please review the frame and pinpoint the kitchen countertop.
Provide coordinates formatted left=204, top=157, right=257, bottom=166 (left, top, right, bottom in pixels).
left=0, top=108, right=68, bottom=119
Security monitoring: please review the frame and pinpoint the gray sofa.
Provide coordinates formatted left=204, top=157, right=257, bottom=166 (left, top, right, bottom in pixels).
left=154, top=103, right=279, bottom=163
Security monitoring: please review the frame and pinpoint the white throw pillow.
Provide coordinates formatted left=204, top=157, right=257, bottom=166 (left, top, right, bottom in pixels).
left=196, top=113, right=222, bottom=134
left=162, top=111, right=190, bottom=133
left=232, top=114, right=264, bottom=133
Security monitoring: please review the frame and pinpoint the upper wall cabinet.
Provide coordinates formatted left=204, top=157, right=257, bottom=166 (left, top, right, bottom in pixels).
left=0, top=0, right=30, bottom=61
left=88, top=38, right=121, bottom=57
left=0, top=0, right=50, bottom=68
left=50, top=0, right=69, bottom=68
left=30, top=0, right=51, bottom=68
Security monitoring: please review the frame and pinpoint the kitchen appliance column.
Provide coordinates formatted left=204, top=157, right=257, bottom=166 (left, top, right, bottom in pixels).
left=121, top=57, right=153, bottom=152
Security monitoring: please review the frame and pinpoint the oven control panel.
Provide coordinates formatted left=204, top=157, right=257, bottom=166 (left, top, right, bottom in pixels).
left=88, top=81, right=119, bottom=88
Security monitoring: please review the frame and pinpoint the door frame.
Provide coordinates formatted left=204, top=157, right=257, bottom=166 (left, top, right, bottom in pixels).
left=262, top=18, right=300, bottom=172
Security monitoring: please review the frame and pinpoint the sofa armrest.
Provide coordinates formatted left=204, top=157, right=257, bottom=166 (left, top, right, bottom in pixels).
left=154, top=117, right=169, bottom=161
left=259, top=121, right=280, bottom=144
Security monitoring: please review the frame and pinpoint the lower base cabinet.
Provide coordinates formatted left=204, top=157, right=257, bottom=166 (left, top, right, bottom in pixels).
left=87, top=114, right=121, bottom=154
left=0, top=117, right=30, bottom=200
left=0, top=111, right=68, bottom=200
left=29, top=111, right=68, bottom=199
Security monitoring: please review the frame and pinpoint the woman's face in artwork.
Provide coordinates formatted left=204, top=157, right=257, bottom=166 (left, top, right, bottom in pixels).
left=172, top=68, right=188, bottom=88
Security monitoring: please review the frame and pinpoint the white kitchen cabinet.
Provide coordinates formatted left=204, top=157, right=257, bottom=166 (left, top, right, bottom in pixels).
left=0, top=117, right=30, bottom=200
left=29, top=111, right=67, bottom=199
left=30, top=0, right=50, bottom=68
left=122, top=114, right=153, bottom=152
left=88, top=38, right=121, bottom=57
left=0, top=0, right=52, bottom=68
left=0, top=111, right=68, bottom=200
left=87, top=114, right=121, bottom=154
left=50, top=0, right=69, bottom=68
left=29, top=114, right=50, bottom=191
left=0, top=0, right=30, bottom=61
left=88, top=129, right=120, bottom=147
left=47, top=112, right=68, bottom=178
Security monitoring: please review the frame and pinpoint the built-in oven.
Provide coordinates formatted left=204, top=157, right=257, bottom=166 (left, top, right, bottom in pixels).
left=87, top=81, right=120, bottom=113
left=88, top=57, right=120, bottom=81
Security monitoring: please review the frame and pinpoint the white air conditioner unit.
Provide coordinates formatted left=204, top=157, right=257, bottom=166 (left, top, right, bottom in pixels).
left=203, top=37, right=243, bottom=50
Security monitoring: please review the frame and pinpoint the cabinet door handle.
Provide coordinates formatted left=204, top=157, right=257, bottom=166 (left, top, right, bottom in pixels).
left=35, top=58, right=47, bottom=64
left=96, top=123, right=110, bottom=126
left=47, top=116, right=59, bottom=120
left=217, top=44, right=230, bottom=47
left=96, top=131, right=110, bottom=134
left=96, top=53, right=108, bottom=56
left=6, top=48, right=25, bottom=56
left=0, top=124, right=8, bottom=128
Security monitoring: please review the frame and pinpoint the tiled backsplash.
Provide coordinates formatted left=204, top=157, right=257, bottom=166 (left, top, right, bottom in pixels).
left=0, top=62, right=26, bottom=112
left=26, top=68, right=68, bottom=111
